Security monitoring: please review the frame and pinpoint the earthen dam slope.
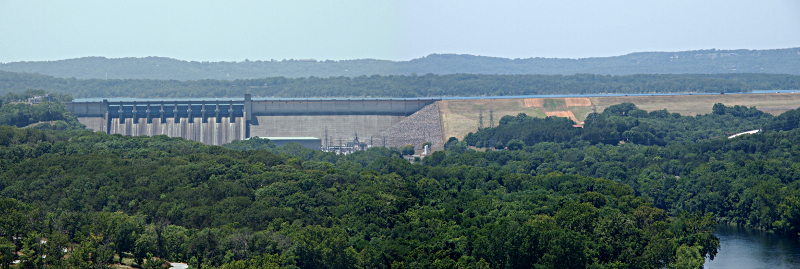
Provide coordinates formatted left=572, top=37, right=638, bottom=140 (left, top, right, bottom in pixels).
left=438, top=93, right=800, bottom=141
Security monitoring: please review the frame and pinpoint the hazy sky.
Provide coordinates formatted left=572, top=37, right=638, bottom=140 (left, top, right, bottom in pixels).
left=2, top=0, right=799, bottom=62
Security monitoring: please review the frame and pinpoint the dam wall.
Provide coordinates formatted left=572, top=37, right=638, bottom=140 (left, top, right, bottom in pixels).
left=250, top=99, right=431, bottom=116
left=67, top=95, right=440, bottom=148
left=248, top=98, right=435, bottom=147
left=250, top=115, right=405, bottom=147
left=107, top=117, right=245, bottom=145
left=67, top=98, right=247, bottom=145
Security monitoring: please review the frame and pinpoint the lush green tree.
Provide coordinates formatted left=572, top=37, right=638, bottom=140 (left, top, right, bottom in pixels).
left=293, top=226, right=357, bottom=269
left=400, top=145, right=415, bottom=156
left=0, top=237, right=14, bottom=269
left=506, top=139, right=525, bottom=150
left=670, top=245, right=704, bottom=269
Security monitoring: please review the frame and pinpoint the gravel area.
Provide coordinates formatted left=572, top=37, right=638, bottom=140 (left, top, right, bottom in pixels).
left=380, top=103, right=444, bottom=151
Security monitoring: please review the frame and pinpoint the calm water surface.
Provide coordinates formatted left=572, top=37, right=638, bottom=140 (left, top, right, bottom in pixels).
left=705, top=225, right=800, bottom=269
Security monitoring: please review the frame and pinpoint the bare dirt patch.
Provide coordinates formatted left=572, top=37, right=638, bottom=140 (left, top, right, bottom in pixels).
left=544, top=111, right=579, bottom=123
left=565, top=98, right=592, bottom=107
left=524, top=98, right=544, bottom=108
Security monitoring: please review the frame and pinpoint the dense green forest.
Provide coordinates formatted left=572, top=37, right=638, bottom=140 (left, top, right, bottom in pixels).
left=3, top=71, right=800, bottom=98
left=0, top=98, right=722, bottom=268
left=0, top=126, right=718, bottom=268
left=4, top=98, right=800, bottom=268
left=454, top=103, right=800, bottom=237
left=2, top=48, right=800, bottom=80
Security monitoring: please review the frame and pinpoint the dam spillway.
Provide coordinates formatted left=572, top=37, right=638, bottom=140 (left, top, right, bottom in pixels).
left=67, top=95, right=442, bottom=148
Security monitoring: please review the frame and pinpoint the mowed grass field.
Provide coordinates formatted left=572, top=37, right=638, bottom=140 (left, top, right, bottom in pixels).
left=438, top=93, right=800, bottom=141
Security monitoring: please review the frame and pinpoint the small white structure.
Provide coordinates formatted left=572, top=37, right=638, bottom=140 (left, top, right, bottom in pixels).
left=170, top=263, right=189, bottom=269
left=728, top=129, right=761, bottom=139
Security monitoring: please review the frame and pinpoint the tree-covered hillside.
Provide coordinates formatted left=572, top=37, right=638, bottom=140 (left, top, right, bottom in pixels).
left=0, top=126, right=718, bottom=268
left=447, top=103, right=800, bottom=241
left=0, top=90, right=84, bottom=130
left=2, top=48, right=800, bottom=80
left=3, top=71, right=800, bottom=98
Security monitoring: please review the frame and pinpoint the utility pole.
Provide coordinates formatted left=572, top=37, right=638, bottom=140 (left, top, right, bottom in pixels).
left=324, top=127, right=328, bottom=150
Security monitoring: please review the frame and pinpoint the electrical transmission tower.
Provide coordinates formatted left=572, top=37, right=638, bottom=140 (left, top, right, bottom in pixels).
left=479, top=110, right=484, bottom=129
left=489, top=109, right=494, bottom=128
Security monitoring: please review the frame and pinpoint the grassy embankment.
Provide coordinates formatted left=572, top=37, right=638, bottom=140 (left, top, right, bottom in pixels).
left=438, top=93, right=800, bottom=141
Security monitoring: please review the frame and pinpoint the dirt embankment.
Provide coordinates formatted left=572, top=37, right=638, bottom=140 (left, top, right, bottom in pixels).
left=438, top=93, right=800, bottom=141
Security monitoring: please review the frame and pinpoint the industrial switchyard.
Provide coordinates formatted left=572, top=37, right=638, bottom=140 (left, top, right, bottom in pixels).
left=66, top=94, right=444, bottom=151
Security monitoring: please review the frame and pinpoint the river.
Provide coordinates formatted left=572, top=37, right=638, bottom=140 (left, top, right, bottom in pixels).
left=705, top=225, right=800, bottom=269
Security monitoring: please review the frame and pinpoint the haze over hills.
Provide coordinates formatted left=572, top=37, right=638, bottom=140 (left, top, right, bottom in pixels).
left=2, top=48, right=800, bottom=81
left=4, top=71, right=800, bottom=98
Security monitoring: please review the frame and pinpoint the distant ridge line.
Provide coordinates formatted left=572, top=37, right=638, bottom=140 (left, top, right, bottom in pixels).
left=1, top=47, right=799, bottom=80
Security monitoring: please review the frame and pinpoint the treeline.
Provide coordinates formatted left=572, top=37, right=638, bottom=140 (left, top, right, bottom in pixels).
left=1, top=48, right=799, bottom=80
left=4, top=71, right=800, bottom=98
left=0, top=90, right=83, bottom=130
left=0, top=125, right=717, bottom=268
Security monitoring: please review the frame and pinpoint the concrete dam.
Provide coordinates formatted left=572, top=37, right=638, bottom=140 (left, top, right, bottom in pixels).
left=66, top=95, right=444, bottom=149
